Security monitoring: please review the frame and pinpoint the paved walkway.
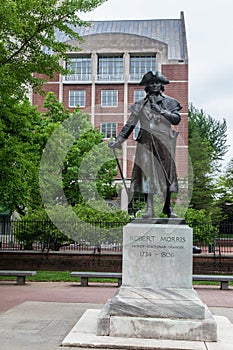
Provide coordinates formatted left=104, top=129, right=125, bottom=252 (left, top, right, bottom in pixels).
left=0, top=281, right=232, bottom=349
left=0, top=281, right=117, bottom=314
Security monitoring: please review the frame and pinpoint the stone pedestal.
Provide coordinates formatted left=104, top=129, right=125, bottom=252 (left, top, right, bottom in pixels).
left=97, top=221, right=217, bottom=342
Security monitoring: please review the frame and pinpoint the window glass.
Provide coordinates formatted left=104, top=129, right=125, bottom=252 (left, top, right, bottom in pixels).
left=101, top=90, right=118, bottom=107
left=100, top=122, right=117, bottom=139
left=69, top=90, right=86, bottom=107
left=134, top=90, right=146, bottom=102
left=98, top=56, right=123, bottom=81
left=130, top=56, right=156, bottom=81
left=65, top=56, right=91, bottom=81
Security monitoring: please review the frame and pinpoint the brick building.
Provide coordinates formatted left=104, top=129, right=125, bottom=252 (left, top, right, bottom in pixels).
left=32, top=12, right=188, bottom=210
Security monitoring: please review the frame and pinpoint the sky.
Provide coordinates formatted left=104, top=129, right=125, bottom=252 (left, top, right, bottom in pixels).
left=81, top=0, right=233, bottom=170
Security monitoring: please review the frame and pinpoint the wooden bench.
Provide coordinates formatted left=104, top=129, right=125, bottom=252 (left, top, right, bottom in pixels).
left=0, top=270, right=37, bottom=285
left=70, top=272, right=122, bottom=287
left=193, top=274, right=233, bottom=290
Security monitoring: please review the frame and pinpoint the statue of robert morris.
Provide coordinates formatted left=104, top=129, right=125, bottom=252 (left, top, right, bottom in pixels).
left=109, top=71, right=182, bottom=218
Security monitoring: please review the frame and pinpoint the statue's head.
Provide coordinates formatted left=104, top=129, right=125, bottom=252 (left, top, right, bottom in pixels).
left=139, top=71, right=169, bottom=94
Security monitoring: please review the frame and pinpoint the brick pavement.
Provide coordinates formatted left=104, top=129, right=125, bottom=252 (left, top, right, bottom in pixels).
left=195, top=284, right=233, bottom=308
left=0, top=281, right=117, bottom=314
left=0, top=281, right=233, bottom=314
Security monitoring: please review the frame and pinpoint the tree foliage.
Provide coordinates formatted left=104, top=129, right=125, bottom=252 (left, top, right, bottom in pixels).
left=188, top=105, right=228, bottom=218
left=0, top=0, right=108, bottom=214
left=185, top=208, right=218, bottom=244
left=0, top=92, right=118, bottom=214
left=40, top=93, right=118, bottom=208
left=0, top=99, right=42, bottom=213
left=214, top=159, right=233, bottom=222
left=189, top=105, right=228, bottom=167
left=0, top=0, right=106, bottom=100
left=188, top=128, right=214, bottom=210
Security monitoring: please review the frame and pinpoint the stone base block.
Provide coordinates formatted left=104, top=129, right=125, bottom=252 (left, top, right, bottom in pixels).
left=98, top=286, right=205, bottom=320
left=96, top=286, right=217, bottom=342
left=98, top=307, right=217, bottom=341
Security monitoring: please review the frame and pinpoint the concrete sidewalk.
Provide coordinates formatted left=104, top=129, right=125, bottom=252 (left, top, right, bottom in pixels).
left=0, top=281, right=232, bottom=349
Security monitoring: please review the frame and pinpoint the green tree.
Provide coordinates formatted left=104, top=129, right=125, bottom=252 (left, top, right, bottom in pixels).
left=39, top=93, right=118, bottom=209
left=185, top=208, right=218, bottom=245
left=188, top=105, right=228, bottom=217
left=0, top=92, right=118, bottom=214
left=214, top=159, right=233, bottom=222
left=188, top=129, right=213, bottom=210
left=189, top=105, right=228, bottom=167
left=0, top=0, right=106, bottom=100
left=0, top=99, right=42, bottom=213
left=63, top=129, right=118, bottom=205
left=0, top=0, right=107, bottom=214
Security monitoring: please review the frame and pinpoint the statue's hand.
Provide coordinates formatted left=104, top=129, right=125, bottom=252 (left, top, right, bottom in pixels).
left=148, top=96, right=161, bottom=113
left=160, top=109, right=173, bottom=118
left=160, top=109, right=180, bottom=125
left=108, top=140, right=122, bottom=149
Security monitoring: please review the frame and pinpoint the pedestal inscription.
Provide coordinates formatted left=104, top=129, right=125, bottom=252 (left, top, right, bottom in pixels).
left=123, top=223, right=192, bottom=289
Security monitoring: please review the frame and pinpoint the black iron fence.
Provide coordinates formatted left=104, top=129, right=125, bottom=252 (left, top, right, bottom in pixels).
left=193, top=222, right=233, bottom=255
left=0, top=219, right=124, bottom=253
left=0, top=219, right=233, bottom=255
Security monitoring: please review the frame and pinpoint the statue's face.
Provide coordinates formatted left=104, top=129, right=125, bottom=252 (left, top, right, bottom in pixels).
left=147, top=80, right=162, bottom=94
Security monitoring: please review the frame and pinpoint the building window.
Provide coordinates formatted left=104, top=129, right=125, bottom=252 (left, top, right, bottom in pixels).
left=69, top=90, right=86, bottom=108
left=100, top=122, right=117, bottom=139
left=134, top=90, right=146, bottom=102
left=129, top=55, right=156, bottom=81
left=65, top=56, right=91, bottom=81
left=101, top=90, right=118, bottom=107
left=98, top=56, right=123, bottom=81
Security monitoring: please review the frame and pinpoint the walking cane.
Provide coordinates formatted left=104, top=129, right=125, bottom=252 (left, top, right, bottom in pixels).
left=112, top=147, right=129, bottom=197
left=112, top=148, right=137, bottom=216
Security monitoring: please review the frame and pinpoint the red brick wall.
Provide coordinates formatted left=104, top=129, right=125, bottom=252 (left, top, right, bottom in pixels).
left=94, top=116, right=124, bottom=129
left=175, top=147, right=188, bottom=178
left=32, top=83, right=59, bottom=112
left=162, top=64, right=188, bottom=82
left=165, top=82, right=188, bottom=112
left=0, top=252, right=232, bottom=275
left=0, top=252, right=122, bottom=272
left=177, top=115, right=188, bottom=145
left=162, top=64, right=189, bottom=152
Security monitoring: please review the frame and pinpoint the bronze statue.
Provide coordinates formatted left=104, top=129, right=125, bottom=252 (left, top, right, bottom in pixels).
left=109, top=71, right=182, bottom=218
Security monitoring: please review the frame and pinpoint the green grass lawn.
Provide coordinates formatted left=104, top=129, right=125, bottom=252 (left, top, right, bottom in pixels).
left=0, top=270, right=118, bottom=283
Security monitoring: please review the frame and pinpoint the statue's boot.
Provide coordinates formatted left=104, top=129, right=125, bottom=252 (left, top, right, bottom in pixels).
left=162, top=191, right=179, bottom=218
left=164, top=206, right=179, bottom=218
left=142, top=194, right=154, bottom=219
